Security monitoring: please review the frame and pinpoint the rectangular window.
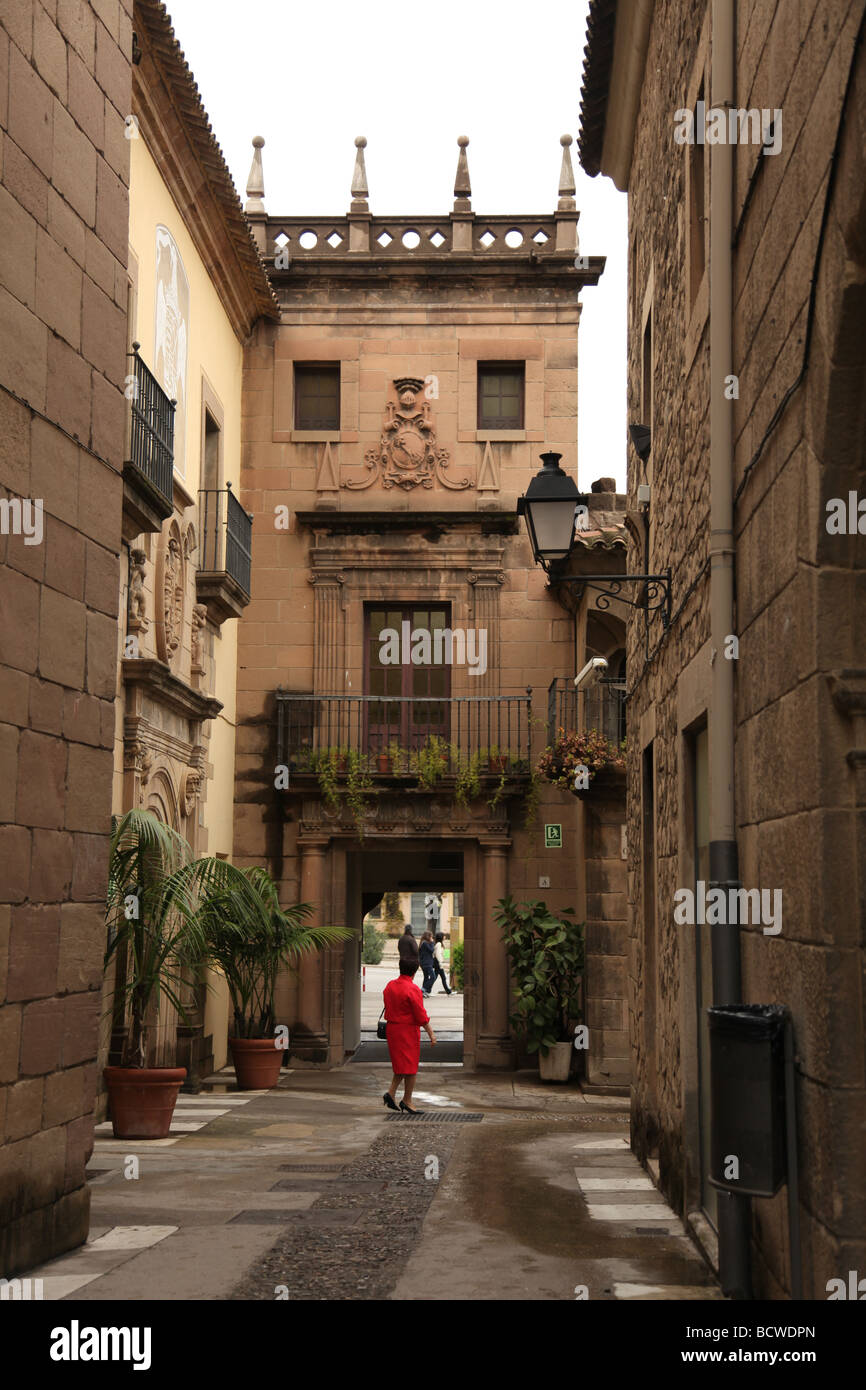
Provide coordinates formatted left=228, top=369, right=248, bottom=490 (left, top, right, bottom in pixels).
left=477, top=362, right=524, bottom=429
left=642, top=742, right=658, bottom=1117
left=364, top=604, right=451, bottom=752
left=688, top=82, right=706, bottom=307
left=202, top=408, right=221, bottom=492
left=294, top=363, right=340, bottom=430
left=641, top=308, right=653, bottom=430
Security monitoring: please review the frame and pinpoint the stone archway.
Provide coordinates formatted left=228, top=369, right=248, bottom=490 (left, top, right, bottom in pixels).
left=286, top=828, right=515, bottom=1071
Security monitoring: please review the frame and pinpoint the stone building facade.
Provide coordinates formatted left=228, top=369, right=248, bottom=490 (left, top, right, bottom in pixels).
left=103, top=0, right=277, bottom=1080
left=0, top=0, right=133, bottom=1277
left=580, top=0, right=866, bottom=1297
left=234, top=135, right=629, bottom=1076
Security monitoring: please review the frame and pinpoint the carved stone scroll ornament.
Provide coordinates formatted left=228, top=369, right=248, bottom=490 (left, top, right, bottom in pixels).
left=155, top=526, right=185, bottom=667
left=343, top=377, right=472, bottom=491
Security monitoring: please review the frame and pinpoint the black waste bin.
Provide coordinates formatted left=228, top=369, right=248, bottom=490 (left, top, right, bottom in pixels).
left=708, top=1003, right=787, bottom=1197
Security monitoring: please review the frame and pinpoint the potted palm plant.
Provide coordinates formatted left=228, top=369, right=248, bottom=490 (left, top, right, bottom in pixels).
left=103, top=808, right=205, bottom=1139
left=493, top=896, right=585, bottom=1082
left=195, top=864, right=351, bottom=1089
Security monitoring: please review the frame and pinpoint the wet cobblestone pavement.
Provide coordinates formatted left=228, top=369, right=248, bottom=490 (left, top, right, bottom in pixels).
left=229, top=1124, right=462, bottom=1300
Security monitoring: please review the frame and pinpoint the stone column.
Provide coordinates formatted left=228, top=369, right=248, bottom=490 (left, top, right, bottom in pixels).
left=468, top=570, right=504, bottom=698
left=476, top=838, right=514, bottom=1068
left=294, top=838, right=330, bottom=1061
left=311, top=571, right=344, bottom=697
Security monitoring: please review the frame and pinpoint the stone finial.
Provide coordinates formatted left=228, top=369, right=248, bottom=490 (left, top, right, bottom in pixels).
left=350, top=136, right=369, bottom=211
left=558, top=134, right=576, bottom=210
left=245, top=135, right=265, bottom=214
left=453, top=135, right=471, bottom=211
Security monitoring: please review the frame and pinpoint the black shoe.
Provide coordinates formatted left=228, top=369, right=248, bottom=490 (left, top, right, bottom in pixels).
left=383, top=1092, right=399, bottom=1111
left=400, top=1100, right=421, bottom=1115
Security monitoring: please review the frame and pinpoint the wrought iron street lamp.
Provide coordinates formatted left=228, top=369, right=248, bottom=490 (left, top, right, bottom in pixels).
left=517, top=452, right=586, bottom=569
left=517, top=450, right=672, bottom=657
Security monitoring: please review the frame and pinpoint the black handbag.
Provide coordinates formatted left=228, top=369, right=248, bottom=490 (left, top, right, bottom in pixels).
left=377, top=1008, right=387, bottom=1040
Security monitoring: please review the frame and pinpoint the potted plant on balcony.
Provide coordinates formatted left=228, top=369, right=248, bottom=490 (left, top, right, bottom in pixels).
left=485, top=744, right=509, bottom=775
left=493, top=896, right=585, bottom=1082
left=345, top=749, right=375, bottom=839
left=411, top=733, right=450, bottom=790
left=454, top=747, right=482, bottom=807
left=103, top=808, right=206, bottom=1139
left=537, top=727, right=626, bottom=797
left=313, top=747, right=347, bottom=812
left=195, top=864, right=351, bottom=1089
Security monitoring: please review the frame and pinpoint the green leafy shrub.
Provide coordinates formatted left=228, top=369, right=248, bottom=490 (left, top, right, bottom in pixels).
left=451, top=938, right=464, bottom=989
left=493, top=896, right=585, bottom=1056
left=362, top=919, right=386, bottom=964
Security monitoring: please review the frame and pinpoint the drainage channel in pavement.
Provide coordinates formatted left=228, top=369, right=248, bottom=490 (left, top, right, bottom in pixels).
left=228, top=1124, right=463, bottom=1300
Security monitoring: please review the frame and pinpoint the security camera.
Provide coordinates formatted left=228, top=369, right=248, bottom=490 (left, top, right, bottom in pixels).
left=574, top=657, right=609, bottom=689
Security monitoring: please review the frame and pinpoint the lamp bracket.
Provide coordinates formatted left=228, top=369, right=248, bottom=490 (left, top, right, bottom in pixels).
left=549, top=569, right=672, bottom=657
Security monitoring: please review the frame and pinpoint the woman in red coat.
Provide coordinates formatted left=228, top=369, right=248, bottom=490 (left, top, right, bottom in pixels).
left=382, top=959, right=437, bottom=1114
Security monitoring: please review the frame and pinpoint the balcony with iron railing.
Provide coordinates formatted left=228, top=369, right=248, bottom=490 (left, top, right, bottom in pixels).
left=196, top=483, right=253, bottom=623
left=547, top=676, right=626, bottom=748
left=275, top=692, right=533, bottom=791
left=122, top=343, right=175, bottom=539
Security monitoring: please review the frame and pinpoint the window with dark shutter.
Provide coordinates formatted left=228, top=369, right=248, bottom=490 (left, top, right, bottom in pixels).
left=294, top=363, right=340, bottom=430
left=477, top=362, right=525, bottom=429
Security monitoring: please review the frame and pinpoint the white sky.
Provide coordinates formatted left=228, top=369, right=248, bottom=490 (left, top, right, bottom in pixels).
left=165, top=0, right=627, bottom=492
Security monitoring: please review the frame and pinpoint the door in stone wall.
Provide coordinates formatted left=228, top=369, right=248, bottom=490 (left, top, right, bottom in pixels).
left=693, top=725, right=717, bottom=1225
left=364, top=604, right=451, bottom=753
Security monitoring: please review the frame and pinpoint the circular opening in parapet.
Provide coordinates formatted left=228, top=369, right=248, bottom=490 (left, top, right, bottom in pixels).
left=402, top=229, right=421, bottom=249
left=299, top=230, right=318, bottom=250
left=505, top=228, right=524, bottom=248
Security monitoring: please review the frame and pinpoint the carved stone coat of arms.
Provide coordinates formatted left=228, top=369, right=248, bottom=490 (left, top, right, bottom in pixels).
left=344, top=377, right=470, bottom=492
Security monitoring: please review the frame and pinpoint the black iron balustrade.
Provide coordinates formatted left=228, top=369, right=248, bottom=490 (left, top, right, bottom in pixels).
left=275, top=692, right=533, bottom=778
left=198, top=484, right=253, bottom=597
left=547, top=676, right=626, bottom=747
left=126, top=343, right=174, bottom=508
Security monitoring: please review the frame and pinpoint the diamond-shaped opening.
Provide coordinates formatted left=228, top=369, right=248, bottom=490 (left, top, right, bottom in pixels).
left=273, top=232, right=289, bottom=249
left=376, top=229, right=393, bottom=247
left=479, top=229, right=496, bottom=249
left=326, top=230, right=344, bottom=248
left=402, top=229, right=421, bottom=249
left=532, top=229, right=550, bottom=245
left=429, top=229, right=446, bottom=248
left=299, top=229, right=318, bottom=250
left=504, top=228, right=524, bottom=249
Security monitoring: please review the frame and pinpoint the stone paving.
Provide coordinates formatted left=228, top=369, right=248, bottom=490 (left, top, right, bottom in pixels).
left=15, top=1063, right=722, bottom=1302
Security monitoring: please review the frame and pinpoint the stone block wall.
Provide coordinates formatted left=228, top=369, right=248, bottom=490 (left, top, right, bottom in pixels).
left=624, top=0, right=866, bottom=1296
left=0, top=0, right=131, bottom=1276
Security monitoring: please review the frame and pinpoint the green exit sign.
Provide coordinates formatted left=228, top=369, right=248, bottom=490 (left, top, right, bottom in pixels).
left=544, top=824, right=563, bottom=849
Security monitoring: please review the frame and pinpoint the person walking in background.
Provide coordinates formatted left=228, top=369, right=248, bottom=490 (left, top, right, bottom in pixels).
left=382, top=959, right=437, bottom=1114
left=418, top=931, right=436, bottom=996
left=431, top=932, right=452, bottom=994
left=397, top=923, right=419, bottom=977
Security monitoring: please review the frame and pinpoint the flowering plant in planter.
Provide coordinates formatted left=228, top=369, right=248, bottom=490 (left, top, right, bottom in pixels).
left=537, top=727, right=625, bottom=794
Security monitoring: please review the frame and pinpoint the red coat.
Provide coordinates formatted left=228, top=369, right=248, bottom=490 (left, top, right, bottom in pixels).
left=383, top=973, right=429, bottom=1074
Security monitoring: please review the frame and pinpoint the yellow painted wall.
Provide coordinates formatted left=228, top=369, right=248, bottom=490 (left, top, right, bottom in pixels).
left=126, top=135, right=248, bottom=1070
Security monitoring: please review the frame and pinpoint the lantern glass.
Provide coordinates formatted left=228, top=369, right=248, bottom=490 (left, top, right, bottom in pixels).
left=518, top=451, right=585, bottom=567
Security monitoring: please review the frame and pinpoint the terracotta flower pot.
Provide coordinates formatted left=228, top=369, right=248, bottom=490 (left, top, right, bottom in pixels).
left=103, top=1066, right=187, bottom=1139
left=538, top=1042, right=572, bottom=1083
left=488, top=755, right=508, bottom=774
left=377, top=754, right=393, bottom=774
left=229, top=1036, right=285, bottom=1090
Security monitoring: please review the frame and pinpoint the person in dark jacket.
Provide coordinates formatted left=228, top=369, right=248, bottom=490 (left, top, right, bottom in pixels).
left=397, top=924, right=419, bottom=976
left=418, top=931, right=436, bottom=996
